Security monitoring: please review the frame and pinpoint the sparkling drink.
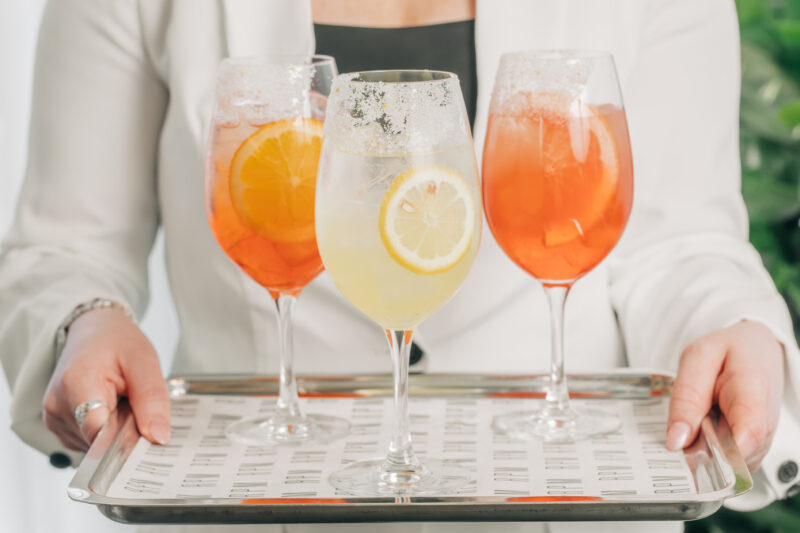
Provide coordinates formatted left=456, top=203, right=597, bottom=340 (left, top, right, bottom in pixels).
left=482, top=51, right=634, bottom=442
left=206, top=118, right=324, bottom=296
left=483, top=98, right=633, bottom=284
left=317, top=70, right=481, bottom=495
left=317, top=144, right=480, bottom=330
left=204, top=56, right=349, bottom=446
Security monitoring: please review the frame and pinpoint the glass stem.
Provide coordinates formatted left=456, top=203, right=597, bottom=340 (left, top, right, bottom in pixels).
left=384, top=329, right=421, bottom=471
left=274, top=293, right=303, bottom=420
left=544, top=285, right=572, bottom=414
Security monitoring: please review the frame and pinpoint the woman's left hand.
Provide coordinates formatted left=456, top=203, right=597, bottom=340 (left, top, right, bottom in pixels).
left=666, top=320, right=785, bottom=472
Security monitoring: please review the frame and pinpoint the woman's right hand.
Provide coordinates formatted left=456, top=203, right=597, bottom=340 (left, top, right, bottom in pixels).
left=43, top=307, right=171, bottom=451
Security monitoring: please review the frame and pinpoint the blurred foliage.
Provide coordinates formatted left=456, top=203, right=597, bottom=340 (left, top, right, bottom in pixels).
left=736, top=0, right=800, bottom=321
left=687, top=0, right=800, bottom=530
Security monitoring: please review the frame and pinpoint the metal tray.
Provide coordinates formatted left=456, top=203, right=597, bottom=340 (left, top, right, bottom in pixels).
left=68, top=372, right=752, bottom=524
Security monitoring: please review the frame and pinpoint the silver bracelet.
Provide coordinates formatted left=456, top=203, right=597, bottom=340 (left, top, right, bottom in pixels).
left=54, top=298, right=135, bottom=358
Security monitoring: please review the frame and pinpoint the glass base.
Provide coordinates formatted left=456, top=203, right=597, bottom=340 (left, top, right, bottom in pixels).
left=493, top=406, right=620, bottom=442
left=329, top=458, right=470, bottom=496
left=225, top=413, right=350, bottom=446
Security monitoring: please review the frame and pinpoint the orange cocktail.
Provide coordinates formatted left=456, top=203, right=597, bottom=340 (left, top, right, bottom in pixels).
left=483, top=95, right=633, bottom=284
left=204, top=56, right=349, bottom=446
left=482, top=50, right=634, bottom=442
left=206, top=117, right=323, bottom=297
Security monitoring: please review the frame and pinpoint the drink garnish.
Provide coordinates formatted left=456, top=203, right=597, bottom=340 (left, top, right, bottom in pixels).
left=230, top=118, right=323, bottom=242
left=379, top=165, right=475, bottom=274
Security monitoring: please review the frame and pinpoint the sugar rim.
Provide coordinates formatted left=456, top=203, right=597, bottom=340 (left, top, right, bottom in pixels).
left=335, top=69, right=459, bottom=85
left=325, top=69, right=468, bottom=154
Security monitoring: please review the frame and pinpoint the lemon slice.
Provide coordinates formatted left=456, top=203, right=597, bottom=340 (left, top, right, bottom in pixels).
left=229, top=117, right=323, bottom=243
left=379, top=165, right=475, bottom=274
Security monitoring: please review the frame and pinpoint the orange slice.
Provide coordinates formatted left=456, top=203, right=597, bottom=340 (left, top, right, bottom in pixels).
left=230, top=118, right=323, bottom=243
left=522, top=94, right=620, bottom=247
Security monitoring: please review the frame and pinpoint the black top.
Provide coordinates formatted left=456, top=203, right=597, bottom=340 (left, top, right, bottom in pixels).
left=314, top=20, right=478, bottom=128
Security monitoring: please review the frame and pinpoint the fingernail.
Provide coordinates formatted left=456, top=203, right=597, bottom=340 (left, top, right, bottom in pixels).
left=666, top=421, right=691, bottom=450
left=149, top=419, right=171, bottom=445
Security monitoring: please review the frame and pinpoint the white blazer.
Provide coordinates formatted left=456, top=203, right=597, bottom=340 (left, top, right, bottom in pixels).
left=2, top=0, right=799, bottom=518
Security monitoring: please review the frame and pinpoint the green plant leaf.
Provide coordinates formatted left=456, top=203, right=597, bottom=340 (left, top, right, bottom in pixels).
left=748, top=501, right=800, bottom=530
left=783, top=0, right=800, bottom=18
left=736, top=0, right=765, bottom=25
left=740, top=43, right=800, bottom=145
left=742, top=173, right=800, bottom=223
left=776, top=20, right=800, bottom=47
left=779, top=100, right=800, bottom=126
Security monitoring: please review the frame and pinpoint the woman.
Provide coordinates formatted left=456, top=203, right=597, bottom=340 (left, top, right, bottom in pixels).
left=1, top=0, right=797, bottom=531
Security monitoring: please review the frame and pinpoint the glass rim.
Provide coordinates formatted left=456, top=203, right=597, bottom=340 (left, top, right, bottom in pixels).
left=500, top=49, right=613, bottom=61
left=336, top=69, right=459, bottom=84
left=219, top=54, right=335, bottom=68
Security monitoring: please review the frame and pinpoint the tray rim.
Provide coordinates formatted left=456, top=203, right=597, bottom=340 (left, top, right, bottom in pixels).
left=68, top=371, right=753, bottom=523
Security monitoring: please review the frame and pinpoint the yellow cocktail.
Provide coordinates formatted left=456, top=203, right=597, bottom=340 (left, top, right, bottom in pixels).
left=317, top=145, right=480, bottom=330
left=316, top=70, right=481, bottom=496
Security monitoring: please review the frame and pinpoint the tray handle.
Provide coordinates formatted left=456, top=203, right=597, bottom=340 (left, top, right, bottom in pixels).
left=699, top=406, right=753, bottom=498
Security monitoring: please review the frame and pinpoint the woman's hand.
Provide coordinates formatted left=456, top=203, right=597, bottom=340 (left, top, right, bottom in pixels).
left=43, top=307, right=171, bottom=451
left=667, top=320, right=784, bottom=471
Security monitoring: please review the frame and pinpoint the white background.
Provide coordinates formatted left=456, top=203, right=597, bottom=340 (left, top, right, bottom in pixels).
left=0, top=2, right=178, bottom=530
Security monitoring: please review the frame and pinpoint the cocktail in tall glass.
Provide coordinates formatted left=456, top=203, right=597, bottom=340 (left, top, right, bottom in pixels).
left=205, top=56, right=350, bottom=445
left=483, top=50, right=634, bottom=441
left=317, top=70, right=482, bottom=494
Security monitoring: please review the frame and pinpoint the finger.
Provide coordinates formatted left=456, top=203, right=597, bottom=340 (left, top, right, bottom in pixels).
left=746, top=449, right=768, bottom=473
left=43, top=376, right=89, bottom=446
left=61, top=367, right=119, bottom=444
left=79, top=404, right=113, bottom=443
left=59, top=432, right=90, bottom=452
left=667, top=338, right=727, bottom=450
left=120, top=347, right=171, bottom=445
left=44, top=413, right=82, bottom=450
left=45, top=416, right=90, bottom=452
left=718, top=373, right=773, bottom=466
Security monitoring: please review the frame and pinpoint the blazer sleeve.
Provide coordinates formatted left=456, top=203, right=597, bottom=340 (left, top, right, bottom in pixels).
left=607, top=0, right=800, bottom=506
left=0, top=0, right=167, bottom=462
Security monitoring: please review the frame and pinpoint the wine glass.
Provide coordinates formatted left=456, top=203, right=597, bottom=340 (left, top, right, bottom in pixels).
left=204, top=55, right=350, bottom=445
left=482, top=50, right=634, bottom=441
left=316, top=70, right=482, bottom=494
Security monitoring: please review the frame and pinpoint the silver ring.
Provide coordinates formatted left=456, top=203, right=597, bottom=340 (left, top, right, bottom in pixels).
left=74, top=400, right=109, bottom=426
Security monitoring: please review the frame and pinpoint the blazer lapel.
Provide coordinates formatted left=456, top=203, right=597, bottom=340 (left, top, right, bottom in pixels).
left=220, top=0, right=315, bottom=58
